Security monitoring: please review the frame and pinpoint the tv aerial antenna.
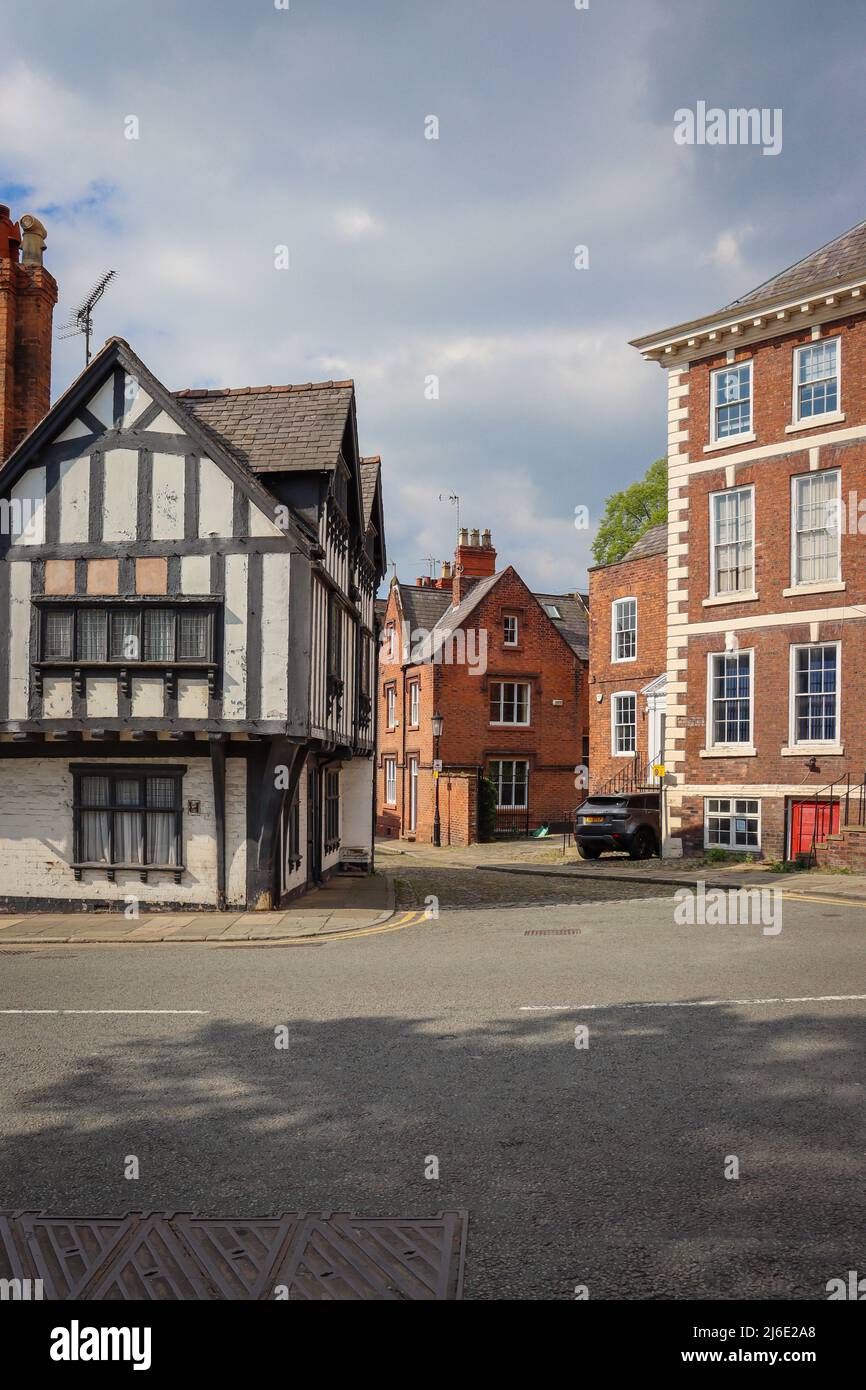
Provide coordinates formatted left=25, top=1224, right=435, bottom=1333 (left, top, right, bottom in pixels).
left=58, top=269, right=117, bottom=364
left=438, top=491, right=460, bottom=540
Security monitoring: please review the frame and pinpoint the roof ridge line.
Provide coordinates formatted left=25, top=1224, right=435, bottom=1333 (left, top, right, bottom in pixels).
left=174, top=380, right=354, bottom=398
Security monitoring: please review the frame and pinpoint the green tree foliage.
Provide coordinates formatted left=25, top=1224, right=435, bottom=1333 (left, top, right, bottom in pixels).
left=477, top=776, right=498, bottom=842
left=591, top=458, right=667, bottom=566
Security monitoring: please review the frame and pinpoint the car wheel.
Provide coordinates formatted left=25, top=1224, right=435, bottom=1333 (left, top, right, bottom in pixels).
left=577, top=842, right=602, bottom=859
left=628, top=828, right=656, bottom=860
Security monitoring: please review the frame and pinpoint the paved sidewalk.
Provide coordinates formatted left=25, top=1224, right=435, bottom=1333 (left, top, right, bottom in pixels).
left=0, top=873, right=395, bottom=945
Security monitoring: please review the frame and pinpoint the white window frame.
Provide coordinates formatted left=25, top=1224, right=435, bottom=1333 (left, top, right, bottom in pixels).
left=384, top=756, right=396, bottom=806
left=709, top=484, right=755, bottom=598
left=386, top=684, right=397, bottom=729
left=706, top=648, right=754, bottom=750
left=611, top=596, right=637, bottom=663
left=489, top=680, right=531, bottom=726
left=703, top=797, right=761, bottom=851
left=611, top=690, right=637, bottom=757
left=408, top=680, right=420, bottom=727
left=788, top=641, right=841, bottom=749
left=503, top=614, right=519, bottom=647
left=790, top=469, right=841, bottom=588
left=792, top=336, right=841, bottom=426
left=488, top=758, right=529, bottom=809
left=710, top=360, right=753, bottom=445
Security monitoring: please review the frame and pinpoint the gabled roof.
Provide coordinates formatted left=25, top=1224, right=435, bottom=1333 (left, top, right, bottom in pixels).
left=359, top=456, right=381, bottom=529
left=532, top=592, right=590, bottom=659
left=0, top=337, right=310, bottom=552
left=174, top=381, right=354, bottom=474
left=397, top=582, right=452, bottom=633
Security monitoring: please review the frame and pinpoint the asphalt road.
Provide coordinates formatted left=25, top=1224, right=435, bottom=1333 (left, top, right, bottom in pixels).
left=1, top=869, right=864, bottom=1300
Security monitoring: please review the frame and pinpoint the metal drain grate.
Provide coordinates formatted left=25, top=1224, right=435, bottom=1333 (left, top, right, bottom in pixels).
left=524, top=928, right=582, bottom=936
left=0, top=1209, right=468, bottom=1300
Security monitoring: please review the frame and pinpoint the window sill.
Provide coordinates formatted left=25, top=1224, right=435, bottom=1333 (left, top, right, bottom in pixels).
left=612, top=751, right=638, bottom=759
left=703, top=432, right=756, bottom=453
left=781, top=581, right=845, bottom=597
left=73, top=863, right=185, bottom=885
left=489, top=723, right=532, bottom=729
left=699, top=747, right=757, bottom=758
left=785, top=411, right=846, bottom=433
left=611, top=656, right=637, bottom=664
left=702, top=591, right=759, bottom=607
left=781, top=745, right=844, bottom=757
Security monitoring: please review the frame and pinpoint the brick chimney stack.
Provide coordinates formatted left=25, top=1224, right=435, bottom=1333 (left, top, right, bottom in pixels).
left=0, top=207, right=58, bottom=463
left=452, top=526, right=497, bottom=605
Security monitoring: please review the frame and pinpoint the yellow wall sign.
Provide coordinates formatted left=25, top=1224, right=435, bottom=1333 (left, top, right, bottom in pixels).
left=652, top=764, right=665, bottom=778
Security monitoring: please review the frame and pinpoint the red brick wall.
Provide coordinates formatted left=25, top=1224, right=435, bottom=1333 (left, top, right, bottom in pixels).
left=376, top=568, right=587, bottom=840
left=588, top=549, right=667, bottom=789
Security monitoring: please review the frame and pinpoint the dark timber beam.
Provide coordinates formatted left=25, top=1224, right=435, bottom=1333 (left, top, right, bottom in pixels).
left=210, top=736, right=227, bottom=912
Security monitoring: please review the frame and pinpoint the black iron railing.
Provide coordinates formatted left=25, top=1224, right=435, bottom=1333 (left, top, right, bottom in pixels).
left=593, top=754, right=661, bottom=797
left=806, top=771, right=866, bottom=866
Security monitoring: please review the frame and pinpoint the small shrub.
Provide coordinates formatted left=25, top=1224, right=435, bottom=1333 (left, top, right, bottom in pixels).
left=477, top=777, right=498, bottom=842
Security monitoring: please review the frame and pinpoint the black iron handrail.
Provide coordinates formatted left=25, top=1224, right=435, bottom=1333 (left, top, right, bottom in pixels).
left=805, top=770, right=866, bottom=866
left=593, top=753, right=662, bottom=797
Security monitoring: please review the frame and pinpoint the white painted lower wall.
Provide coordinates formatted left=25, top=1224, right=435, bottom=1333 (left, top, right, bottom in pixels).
left=0, top=756, right=246, bottom=908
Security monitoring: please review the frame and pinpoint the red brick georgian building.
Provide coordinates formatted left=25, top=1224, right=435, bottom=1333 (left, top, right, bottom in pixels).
left=633, top=216, right=866, bottom=862
left=377, top=529, right=588, bottom=843
left=587, top=523, right=667, bottom=791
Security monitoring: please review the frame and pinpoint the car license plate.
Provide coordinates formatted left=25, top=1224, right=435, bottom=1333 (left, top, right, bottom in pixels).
left=583, top=816, right=604, bottom=823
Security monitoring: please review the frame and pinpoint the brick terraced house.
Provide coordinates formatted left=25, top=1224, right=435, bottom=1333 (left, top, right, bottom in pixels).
left=587, top=522, right=667, bottom=792
left=632, top=215, right=866, bottom=863
left=377, top=528, right=588, bottom=844
left=0, top=207, right=385, bottom=909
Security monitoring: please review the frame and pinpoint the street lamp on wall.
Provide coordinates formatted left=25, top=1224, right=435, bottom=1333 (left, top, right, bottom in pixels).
left=432, top=709, right=444, bottom=846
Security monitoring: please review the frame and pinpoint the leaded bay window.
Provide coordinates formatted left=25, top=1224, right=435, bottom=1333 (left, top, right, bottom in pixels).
left=705, top=798, right=760, bottom=849
left=489, top=680, right=530, bottom=725
left=612, top=692, right=636, bottom=754
left=72, top=764, right=184, bottom=882
left=712, top=487, right=753, bottom=595
left=711, top=361, right=752, bottom=441
left=38, top=601, right=216, bottom=666
left=795, top=339, right=839, bottom=421
left=489, top=758, right=529, bottom=808
left=792, top=644, right=838, bottom=744
left=710, top=651, right=752, bottom=746
left=793, top=470, right=840, bottom=586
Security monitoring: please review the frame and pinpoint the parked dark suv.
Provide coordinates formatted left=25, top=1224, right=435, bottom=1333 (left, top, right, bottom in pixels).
left=574, top=793, right=660, bottom=859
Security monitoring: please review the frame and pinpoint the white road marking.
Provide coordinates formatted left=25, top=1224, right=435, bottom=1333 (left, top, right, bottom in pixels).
left=520, top=993, right=866, bottom=1012
left=0, top=1009, right=210, bottom=1016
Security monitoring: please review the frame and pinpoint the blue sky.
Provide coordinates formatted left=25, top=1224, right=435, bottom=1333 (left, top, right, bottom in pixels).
left=2, top=0, right=866, bottom=590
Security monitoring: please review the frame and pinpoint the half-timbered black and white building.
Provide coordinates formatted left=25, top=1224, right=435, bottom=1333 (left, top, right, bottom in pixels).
left=0, top=336, right=385, bottom=910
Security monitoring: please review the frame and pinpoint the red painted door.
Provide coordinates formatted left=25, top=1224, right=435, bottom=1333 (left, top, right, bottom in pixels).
left=789, top=800, right=840, bottom=857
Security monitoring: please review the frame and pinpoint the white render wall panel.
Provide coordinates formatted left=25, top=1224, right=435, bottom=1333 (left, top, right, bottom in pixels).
left=0, top=758, right=220, bottom=906
left=58, top=455, right=91, bottom=544
left=10, top=467, right=46, bottom=545
left=225, top=758, right=247, bottom=907
left=151, top=452, right=185, bottom=540
left=42, top=676, right=73, bottom=720
left=198, top=457, right=234, bottom=538
left=8, top=560, right=31, bottom=719
left=131, top=677, right=165, bottom=718
left=123, top=376, right=153, bottom=428
left=250, top=501, right=283, bottom=537
left=181, top=554, right=211, bottom=594
left=102, top=449, right=139, bottom=543
left=88, top=378, right=116, bottom=427
left=178, top=677, right=209, bottom=720
left=260, top=553, right=289, bottom=720
left=86, top=678, right=119, bottom=719
left=223, top=554, right=248, bottom=719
